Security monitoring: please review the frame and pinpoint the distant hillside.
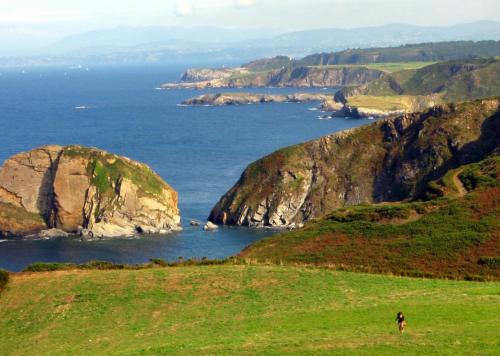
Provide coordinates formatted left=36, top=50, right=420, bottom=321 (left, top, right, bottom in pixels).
left=268, top=21, right=500, bottom=56
left=163, top=41, right=500, bottom=89
left=3, top=21, right=500, bottom=66
left=297, top=41, right=500, bottom=66
left=242, top=56, right=293, bottom=72
left=339, top=59, right=500, bottom=103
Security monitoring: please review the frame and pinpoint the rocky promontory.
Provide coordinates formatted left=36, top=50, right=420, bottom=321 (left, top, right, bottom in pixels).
left=0, top=145, right=181, bottom=238
left=181, top=93, right=331, bottom=106
left=209, top=98, right=500, bottom=227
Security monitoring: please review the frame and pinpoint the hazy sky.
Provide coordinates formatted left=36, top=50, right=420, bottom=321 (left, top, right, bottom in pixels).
left=1, top=0, right=500, bottom=49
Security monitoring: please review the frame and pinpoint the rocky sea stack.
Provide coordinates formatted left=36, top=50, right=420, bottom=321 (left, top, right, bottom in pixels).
left=0, top=145, right=181, bottom=238
left=209, top=98, right=500, bottom=227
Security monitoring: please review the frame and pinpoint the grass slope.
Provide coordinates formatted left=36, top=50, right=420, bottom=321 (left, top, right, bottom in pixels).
left=0, top=266, right=499, bottom=355
left=343, top=59, right=500, bottom=105
left=297, top=40, right=500, bottom=66
left=240, top=156, right=500, bottom=280
left=345, top=95, right=439, bottom=111
left=309, top=62, right=436, bottom=73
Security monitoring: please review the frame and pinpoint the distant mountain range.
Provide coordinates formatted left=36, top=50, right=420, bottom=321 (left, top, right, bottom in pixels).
left=2, top=21, right=500, bottom=67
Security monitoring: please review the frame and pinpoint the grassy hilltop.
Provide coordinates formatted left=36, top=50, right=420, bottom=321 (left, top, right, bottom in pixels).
left=0, top=266, right=499, bottom=355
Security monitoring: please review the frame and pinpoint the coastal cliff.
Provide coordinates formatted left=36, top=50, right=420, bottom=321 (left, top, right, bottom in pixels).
left=0, top=145, right=181, bottom=238
left=162, top=66, right=385, bottom=89
left=209, top=98, right=500, bottom=227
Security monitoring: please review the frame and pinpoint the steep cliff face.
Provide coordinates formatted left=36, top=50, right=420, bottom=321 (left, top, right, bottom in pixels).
left=209, top=99, right=500, bottom=227
left=180, top=68, right=237, bottom=82
left=267, top=66, right=385, bottom=87
left=162, top=66, right=385, bottom=89
left=0, top=145, right=181, bottom=237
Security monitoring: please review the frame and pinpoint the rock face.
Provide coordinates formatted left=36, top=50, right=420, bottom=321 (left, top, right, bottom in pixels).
left=209, top=98, right=500, bottom=227
left=162, top=66, right=385, bottom=89
left=180, top=68, right=236, bottom=82
left=267, top=66, right=385, bottom=88
left=0, top=145, right=181, bottom=238
left=182, top=93, right=331, bottom=106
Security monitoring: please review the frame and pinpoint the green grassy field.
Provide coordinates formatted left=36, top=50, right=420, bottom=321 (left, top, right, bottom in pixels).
left=309, top=62, right=436, bottom=73
left=0, top=266, right=499, bottom=355
left=345, top=94, right=441, bottom=111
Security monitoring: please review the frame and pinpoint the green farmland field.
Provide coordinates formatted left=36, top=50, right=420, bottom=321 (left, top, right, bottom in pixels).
left=0, top=266, right=498, bottom=355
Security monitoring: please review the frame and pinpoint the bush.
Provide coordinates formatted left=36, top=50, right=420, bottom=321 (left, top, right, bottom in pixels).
left=79, top=261, right=126, bottom=270
left=24, top=262, right=77, bottom=272
left=459, top=157, right=500, bottom=190
left=150, top=258, right=168, bottom=267
left=478, top=257, right=500, bottom=267
left=0, top=269, right=9, bottom=291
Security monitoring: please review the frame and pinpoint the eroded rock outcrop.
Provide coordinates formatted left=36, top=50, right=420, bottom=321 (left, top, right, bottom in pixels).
left=0, top=145, right=181, bottom=238
left=209, top=98, right=500, bottom=227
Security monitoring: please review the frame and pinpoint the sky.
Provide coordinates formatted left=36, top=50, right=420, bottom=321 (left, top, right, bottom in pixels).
left=1, top=0, right=500, bottom=51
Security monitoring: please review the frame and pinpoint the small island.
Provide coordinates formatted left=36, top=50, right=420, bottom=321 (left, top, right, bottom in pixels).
left=181, top=92, right=332, bottom=106
left=0, top=145, right=181, bottom=239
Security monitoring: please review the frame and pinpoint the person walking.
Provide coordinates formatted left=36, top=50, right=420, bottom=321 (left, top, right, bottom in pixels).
left=396, top=312, right=406, bottom=334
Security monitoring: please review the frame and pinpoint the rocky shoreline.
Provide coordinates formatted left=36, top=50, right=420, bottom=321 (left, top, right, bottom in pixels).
left=181, top=93, right=332, bottom=106
left=181, top=92, right=404, bottom=118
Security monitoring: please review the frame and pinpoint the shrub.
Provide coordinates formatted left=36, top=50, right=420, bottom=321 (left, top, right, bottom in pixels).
left=24, top=262, right=77, bottom=272
left=459, top=156, right=500, bottom=190
left=79, top=261, right=126, bottom=270
left=478, top=257, right=500, bottom=267
left=150, top=258, right=168, bottom=267
left=0, top=269, right=9, bottom=291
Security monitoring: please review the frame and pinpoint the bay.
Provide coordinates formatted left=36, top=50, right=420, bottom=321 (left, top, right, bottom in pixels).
left=0, top=65, right=373, bottom=271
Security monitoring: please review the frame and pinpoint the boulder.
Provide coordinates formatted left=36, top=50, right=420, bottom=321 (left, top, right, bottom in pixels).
left=203, top=221, right=218, bottom=231
left=37, top=229, right=69, bottom=239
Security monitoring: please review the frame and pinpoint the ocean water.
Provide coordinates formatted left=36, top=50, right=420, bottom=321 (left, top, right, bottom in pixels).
left=0, top=65, right=374, bottom=271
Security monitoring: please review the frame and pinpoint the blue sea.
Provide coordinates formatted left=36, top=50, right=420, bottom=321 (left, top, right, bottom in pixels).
left=0, top=65, right=374, bottom=271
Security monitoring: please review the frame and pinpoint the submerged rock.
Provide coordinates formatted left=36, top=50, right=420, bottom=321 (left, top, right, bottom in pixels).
left=0, top=145, right=181, bottom=238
